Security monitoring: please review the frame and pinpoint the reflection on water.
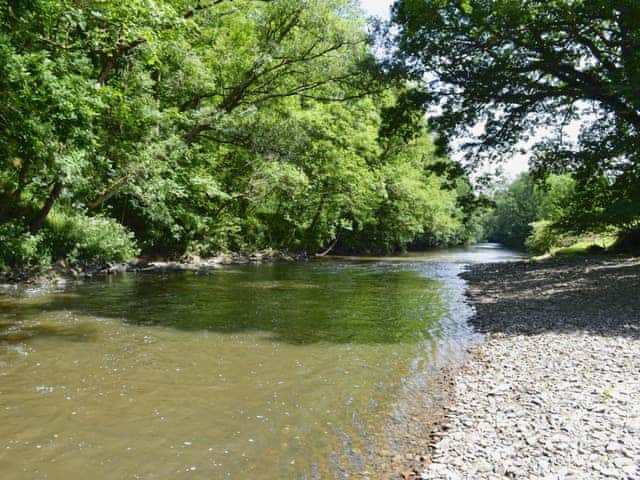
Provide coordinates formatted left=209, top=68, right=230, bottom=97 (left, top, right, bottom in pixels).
left=0, top=244, right=519, bottom=479
left=325, top=242, right=526, bottom=264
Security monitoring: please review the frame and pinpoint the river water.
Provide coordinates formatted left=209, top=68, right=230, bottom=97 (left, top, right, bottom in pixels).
left=0, top=243, right=522, bottom=479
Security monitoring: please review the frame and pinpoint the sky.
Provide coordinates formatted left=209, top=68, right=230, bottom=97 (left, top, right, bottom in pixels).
left=360, top=0, right=393, bottom=20
left=359, top=0, right=531, bottom=178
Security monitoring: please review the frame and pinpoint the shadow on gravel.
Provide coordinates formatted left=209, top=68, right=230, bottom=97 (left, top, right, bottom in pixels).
left=461, top=256, right=640, bottom=338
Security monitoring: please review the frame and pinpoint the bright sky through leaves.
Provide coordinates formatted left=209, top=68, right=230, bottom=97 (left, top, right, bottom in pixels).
left=360, top=0, right=393, bottom=19
left=360, top=0, right=529, bottom=178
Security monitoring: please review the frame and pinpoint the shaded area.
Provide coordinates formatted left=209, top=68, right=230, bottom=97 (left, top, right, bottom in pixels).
left=1, top=262, right=447, bottom=345
left=462, top=256, right=640, bottom=338
left=0, top=319, right=98, bottom=343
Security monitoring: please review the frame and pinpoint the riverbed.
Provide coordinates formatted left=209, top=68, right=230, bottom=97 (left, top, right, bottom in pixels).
left=0, top=244, right=522, bottom=479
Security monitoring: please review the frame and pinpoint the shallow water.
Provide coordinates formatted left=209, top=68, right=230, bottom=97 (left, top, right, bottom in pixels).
left=0, top=243, right=522, bottom=479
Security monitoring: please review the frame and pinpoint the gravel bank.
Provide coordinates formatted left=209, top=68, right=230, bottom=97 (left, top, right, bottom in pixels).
left=421, top=256, right=640, bottom=479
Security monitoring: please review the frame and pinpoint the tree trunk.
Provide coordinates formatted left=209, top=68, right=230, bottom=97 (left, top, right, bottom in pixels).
left=316, top=237, right=338, bottom=257
left=0, top=162, right=29, bottom=222
left=305, top=192, right=327, bottom=247
left=30, top=181, right=62, bottom=232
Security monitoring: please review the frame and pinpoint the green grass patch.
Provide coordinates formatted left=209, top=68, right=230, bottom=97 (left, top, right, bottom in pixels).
left=532, top=234, right=617, bottom=260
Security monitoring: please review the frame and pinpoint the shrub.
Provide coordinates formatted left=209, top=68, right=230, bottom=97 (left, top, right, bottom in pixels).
left=525, top=220, right=558, bottom=254
left=0, top=222, right=50, bottom=270
left=611, top=228, right=640, bottom=254
left=44, top=211, right=139, bottom=263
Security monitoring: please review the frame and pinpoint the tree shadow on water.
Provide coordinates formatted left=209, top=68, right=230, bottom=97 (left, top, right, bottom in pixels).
left=461, top=257, right=640, bottom=338
left=1, top=265, right=449, bottom=346
left=0, top=319, right=99, bottom=344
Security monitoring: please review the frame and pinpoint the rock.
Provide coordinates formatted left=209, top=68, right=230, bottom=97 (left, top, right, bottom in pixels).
left=474, top=460, right=492, bottom=473
left=420, top=257, right=640, bottom=480
left=605, top=441, right=622, bottom=453
left=400, top=467, right=418, bottom=479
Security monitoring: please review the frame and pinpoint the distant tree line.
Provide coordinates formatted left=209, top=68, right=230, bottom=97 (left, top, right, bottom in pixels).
left=482, top=172, right=636, bottom=254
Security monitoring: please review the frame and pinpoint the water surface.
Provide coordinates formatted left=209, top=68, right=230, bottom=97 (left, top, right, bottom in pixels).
left=0, top=243, right=521, bottom=479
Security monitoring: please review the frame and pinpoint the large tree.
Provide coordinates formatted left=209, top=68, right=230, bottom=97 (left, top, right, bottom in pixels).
left=0, top=0, right=481, bottom=267
left=392, top=0, right=640, bottom=232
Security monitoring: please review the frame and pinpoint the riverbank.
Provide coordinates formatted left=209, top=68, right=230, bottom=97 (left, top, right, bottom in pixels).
left=420, top=255, right=640, bottom=479
left=0, top=250, right=303, bottom=288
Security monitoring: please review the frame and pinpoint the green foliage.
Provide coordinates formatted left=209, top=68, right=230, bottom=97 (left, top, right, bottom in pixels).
left=485, top=173, right=579, bottom=251
left=525, top=221, right=560, bottom=255
left=0, top=222, right=49, bottom=270
left=0, top=212, right=138, bottom=269
left=484, top=172, right=632, bottom=255
left=0, top=0, right=486, bottom=268
left=44, top=211, right=139, bottom=263
left=549, top=237, right=615, bottom=257
left=535, top=175, right=575, bottom=223
left=484, top=174, right=540, bottom=248
left=553, top=176, right=640, bottom=235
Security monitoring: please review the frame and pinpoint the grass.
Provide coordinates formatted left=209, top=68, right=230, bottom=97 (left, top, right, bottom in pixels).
left=532, top=234, right=617, bottom=261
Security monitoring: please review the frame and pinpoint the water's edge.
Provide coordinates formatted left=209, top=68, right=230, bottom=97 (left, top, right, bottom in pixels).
left=0, top=250, right=303, bottom=288
left=420, top=256, right=640, bottom=478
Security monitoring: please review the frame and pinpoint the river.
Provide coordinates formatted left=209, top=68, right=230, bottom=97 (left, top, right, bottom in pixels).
left=0, top=243, right=522, bottom=479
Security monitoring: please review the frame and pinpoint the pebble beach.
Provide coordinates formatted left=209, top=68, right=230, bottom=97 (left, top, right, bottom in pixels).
left=421, top=257, right=640, bottom=479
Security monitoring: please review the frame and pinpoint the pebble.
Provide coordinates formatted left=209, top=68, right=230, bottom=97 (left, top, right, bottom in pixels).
left=419, top=257, right=640, bottom=480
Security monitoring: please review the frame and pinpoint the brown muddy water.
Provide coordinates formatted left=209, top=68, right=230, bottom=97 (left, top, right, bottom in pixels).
left=0, top=244, right=522, bottom=479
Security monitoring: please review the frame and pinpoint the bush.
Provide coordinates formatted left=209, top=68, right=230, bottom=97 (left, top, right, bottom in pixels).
left=0, top=222, right=50, bottom=270
left=611, top=228, right=640, bottom=254
left=525, top=220, right=558, bottom=254
left=44, top=211, right=139, bottom=263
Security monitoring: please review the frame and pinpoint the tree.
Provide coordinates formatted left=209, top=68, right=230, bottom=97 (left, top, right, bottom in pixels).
left=391, top=0, right=640, bottom=231
left=483, top=173, right=584, bottom=252
left=484, top=174, right=539, bottom=248
left=0, top=0, right=486, bottom=268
